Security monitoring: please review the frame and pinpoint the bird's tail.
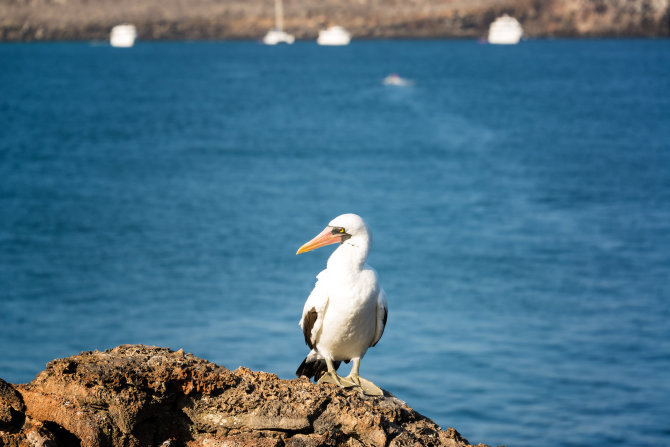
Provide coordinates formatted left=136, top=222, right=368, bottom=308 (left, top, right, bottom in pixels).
left=296, top=351, right=340, bottom=381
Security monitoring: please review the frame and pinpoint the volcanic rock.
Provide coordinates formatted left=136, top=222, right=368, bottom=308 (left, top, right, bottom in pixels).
left=0, top=345, right=491, bottom=447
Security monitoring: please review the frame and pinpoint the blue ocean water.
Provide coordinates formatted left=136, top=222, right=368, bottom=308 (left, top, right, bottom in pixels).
left=1, top=39, right=669, bottom=446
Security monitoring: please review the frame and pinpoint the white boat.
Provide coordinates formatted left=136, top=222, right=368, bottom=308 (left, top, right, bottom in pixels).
left=110, top=24, right=137, bottom=48
left=263, top=0, right=295, bottom=45
left=317, top=26, right=351, bottom=46
left=383, top=73, right=413, bottom=86
left=487, top=14, right=522, bottom=45
left=263, top=29, right=295, bottom=45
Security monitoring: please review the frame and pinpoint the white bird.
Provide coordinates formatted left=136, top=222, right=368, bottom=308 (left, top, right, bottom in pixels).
left=295, top=213, right=388, bottom=396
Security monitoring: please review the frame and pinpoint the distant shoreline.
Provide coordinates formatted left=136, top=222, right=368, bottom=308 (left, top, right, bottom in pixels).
left=3, top=31, right=668, bottom=44
left=2, top=0, right=668, bottom=43
left=2, top=36, right=670, bottom=46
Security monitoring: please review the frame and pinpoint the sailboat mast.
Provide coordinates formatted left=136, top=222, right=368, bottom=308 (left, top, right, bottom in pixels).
left=275, top=0, right=284, bottom=31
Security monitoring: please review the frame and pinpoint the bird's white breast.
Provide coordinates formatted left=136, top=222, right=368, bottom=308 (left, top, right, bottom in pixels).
left=316, top=267, right=379, bottom=361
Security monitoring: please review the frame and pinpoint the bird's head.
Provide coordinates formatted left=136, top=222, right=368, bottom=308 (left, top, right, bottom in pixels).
left=296, top=213, right=371, bottom=255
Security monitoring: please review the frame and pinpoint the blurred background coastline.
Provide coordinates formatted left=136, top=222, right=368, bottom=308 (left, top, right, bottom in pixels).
left=1, top=0, right=669, bottom=42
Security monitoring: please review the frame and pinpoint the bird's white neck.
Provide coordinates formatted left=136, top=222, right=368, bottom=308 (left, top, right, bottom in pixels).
left=326, top=236, right=370, bottom=273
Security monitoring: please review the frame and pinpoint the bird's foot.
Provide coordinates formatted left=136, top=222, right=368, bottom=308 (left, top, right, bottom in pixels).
left=343, top=374, right=384, bottom=396
left=342, top=373, right=365, bottom=396
left=317, top=371, right=352, bottom=388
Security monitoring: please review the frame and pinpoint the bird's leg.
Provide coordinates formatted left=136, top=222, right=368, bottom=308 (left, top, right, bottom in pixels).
left=317, top=358, right=349, bottom=388
left=343, top=358, right=362, bottom=388
left=343, top=358, right=384, bottom=396
left=341, top=358, right=364, bottom=396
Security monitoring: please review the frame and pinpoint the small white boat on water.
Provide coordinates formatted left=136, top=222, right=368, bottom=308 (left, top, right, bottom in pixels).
left=383, top=73, right=413, bottom=86
left=110, top=24, right=137, bottom=48
left=263, top=0, right=295, bottom=45
left=317, top=26, right=351, bottom=46
left=263, top=29, right=295, bottom=45
left=487, top=14, right=522, bottom=45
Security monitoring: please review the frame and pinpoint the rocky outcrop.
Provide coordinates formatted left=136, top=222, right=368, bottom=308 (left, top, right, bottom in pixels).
left=0, top=345, right=490, bottom=447
left=1, top=0, right=668, bottom=42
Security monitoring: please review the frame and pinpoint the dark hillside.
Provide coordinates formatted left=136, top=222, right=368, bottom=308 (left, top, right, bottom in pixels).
left=1, top=0, right=668, bottom=42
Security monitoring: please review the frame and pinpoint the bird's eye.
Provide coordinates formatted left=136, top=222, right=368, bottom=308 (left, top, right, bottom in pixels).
left=331, top=227, right=346, bottom=235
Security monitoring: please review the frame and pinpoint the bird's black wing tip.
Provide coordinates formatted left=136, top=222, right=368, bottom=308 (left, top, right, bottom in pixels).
left=296, top=356, right=340, bottom=382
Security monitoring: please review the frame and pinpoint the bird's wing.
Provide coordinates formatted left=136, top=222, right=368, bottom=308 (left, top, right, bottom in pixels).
left=370, top=288, right=388, bottom=347
left=299, top=270, right=330, bottom=350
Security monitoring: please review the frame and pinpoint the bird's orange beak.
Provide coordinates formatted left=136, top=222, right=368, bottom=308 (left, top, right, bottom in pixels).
left=296, top=227, right=341, bottom=254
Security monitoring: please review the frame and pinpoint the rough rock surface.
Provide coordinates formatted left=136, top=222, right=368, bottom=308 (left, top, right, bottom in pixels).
left=1, top=0, right=668, bottom=42
left=0, top=345, right=492, bottom=447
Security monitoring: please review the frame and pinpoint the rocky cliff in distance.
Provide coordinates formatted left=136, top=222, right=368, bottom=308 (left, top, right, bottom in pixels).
left=0, top=345, right=491, bottom=447
left=0, top=0, right=668, bottom=42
